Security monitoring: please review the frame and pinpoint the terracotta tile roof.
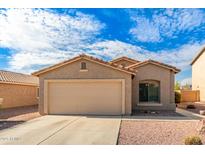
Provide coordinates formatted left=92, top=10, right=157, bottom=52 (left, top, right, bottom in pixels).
left=110, top=56, right=140, bottom=64
left=191, top=46, right=205, bottom=65
left=127, top=59, right=180, bottom=73
left=32, top=54, right=136, bottom=76
left=0, top=70, right=39, bottom=86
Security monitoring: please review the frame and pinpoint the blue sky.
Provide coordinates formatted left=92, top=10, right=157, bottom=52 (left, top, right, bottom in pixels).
left=0, top=8, right=205, bottom=85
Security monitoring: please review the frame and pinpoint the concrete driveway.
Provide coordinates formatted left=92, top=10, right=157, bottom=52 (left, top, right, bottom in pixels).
left=0, top=115, right=121, bottom=145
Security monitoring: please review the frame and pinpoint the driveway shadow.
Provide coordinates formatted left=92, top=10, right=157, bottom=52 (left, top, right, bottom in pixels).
left=0, top=121, right=25, bottom=130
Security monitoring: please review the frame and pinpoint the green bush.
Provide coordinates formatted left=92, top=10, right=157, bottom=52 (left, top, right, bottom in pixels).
left=184, top=136, right=203, bottom=145
left=175, top=91, right=181, bottom=104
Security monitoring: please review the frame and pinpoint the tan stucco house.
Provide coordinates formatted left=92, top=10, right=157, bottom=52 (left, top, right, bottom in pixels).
left=0, top=70, right=39, bottom=108
left=32, top=54, right=180, bottom=115
left=191, top=47, right=205, bottom=102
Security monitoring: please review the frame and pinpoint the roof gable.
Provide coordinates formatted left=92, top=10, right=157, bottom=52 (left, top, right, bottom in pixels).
left=127, top=59, right=180, bottom=73
left=32, top=54, right=136, bottom=76
left=110, top=56, right=140, bottom=64
left=191, top=46, right=205, bottom=65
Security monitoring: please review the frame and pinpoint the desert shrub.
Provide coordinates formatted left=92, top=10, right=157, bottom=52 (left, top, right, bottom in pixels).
left=175, top=91, right=181, bottom=104
left=186, top=104, right=196, bottom=109
left=184, top=136, right=203, bottom=145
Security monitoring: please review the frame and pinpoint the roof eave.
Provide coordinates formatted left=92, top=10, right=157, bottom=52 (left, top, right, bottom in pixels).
left=128, top=61, right=180, bottom=74
left=32, top=55, right=136, bottom=76
left=191, top=47, right=205, bottom=65
left=0, top=81, right=39, bottom=86
left=191, top=56, right=199, bottom=65
left=173, top=69, right=181, bottom=74
left=110, top=57, right=139, bottom=64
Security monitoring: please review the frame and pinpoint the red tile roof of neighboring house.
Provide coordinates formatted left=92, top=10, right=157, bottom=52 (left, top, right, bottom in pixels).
left=0, top=70, right=39, bottom=86
left=191, top=46, right=205, bottom=65
left=32, top=54, right=137, bottom=76
left=127, top=59, right=180, bottom=73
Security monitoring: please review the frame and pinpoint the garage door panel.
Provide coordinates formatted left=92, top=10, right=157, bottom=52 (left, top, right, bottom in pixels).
left=48, top=83, right=78, bottom=114
left=46, top=80, right=123, bottom=115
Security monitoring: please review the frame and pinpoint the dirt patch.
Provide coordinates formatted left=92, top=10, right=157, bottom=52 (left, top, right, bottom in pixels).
left=118, top=120, right=205, bottom=145
left=0, top=105, right=39, bottom=119
left=0, top=105, right=41, bottom=130
left=0, top=121, right=24, bottom=130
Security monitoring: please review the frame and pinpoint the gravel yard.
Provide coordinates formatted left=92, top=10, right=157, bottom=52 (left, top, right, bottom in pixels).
left=0, top=105, right=39, bottom=119
left=118, top=120, right=205, bottom=145
left=0, top=105, right=41, bottom=130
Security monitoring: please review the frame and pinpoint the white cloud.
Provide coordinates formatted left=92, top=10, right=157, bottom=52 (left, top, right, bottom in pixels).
left=86, top=40, right=147, bottom=60
left=129, top=9, right=205, bottom=42
left=155, top=9, right=205, bottom=37
left=87, top=40, right=204, bottom=72
left=129, top=17, right=161, bottom=42
left=173, top=9, right=204, bottom=31
left=149, top=43, right=204, bottom=70
left=180, top=77, right=192, bottom=86
left=0, top=8, right=104, bottom=73
left=0, top=8, right=204, bottom=77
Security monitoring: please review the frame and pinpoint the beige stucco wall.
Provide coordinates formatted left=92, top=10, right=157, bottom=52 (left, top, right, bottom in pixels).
left=0, top=83, right=38, bottom=109
left=112, top=59, right=135, bottom=67
left=192, top=52, right=205, bottom=101
left=132, top=64, right=176, bottom=111
left=38, top=59, right=132, bottom=115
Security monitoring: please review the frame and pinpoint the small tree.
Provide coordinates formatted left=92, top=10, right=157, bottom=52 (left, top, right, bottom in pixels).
left=175, top=81, right=181, bottom=90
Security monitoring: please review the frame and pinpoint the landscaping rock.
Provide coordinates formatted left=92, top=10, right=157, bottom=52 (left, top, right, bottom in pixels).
left=118, top=120, right=205, bottom=145
left=186, top=104, right=196, bottom=109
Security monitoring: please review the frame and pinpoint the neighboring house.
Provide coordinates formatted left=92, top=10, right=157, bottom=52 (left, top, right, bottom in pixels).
left=32, top=54, right=180, bottom=115
left=0, top=70, right=39, bottom=108
left=191, top=47, right=205, bottom=102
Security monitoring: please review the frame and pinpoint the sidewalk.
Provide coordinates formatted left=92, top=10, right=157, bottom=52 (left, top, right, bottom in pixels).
left=176, top=107, right=205, bottom=120
left=122, top=108, right=205, bottom=121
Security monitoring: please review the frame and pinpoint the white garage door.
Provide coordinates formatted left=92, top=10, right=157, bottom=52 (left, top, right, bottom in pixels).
left=44, top=79, right=125, bottom=115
